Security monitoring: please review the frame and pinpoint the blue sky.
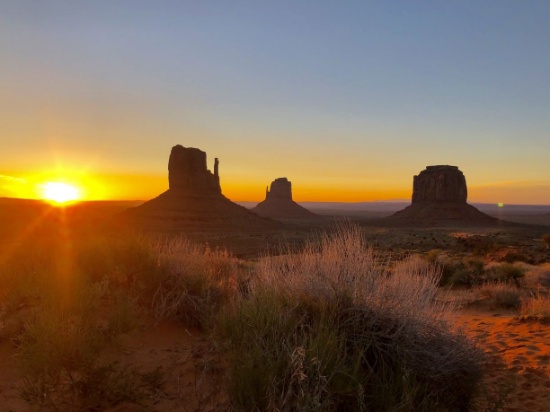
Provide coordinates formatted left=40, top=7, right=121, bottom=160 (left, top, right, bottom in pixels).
left=1, top=1, right=549, bottom=202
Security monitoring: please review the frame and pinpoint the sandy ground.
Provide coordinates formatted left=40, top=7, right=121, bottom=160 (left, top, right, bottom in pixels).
left=2, top=308, right=550, bottom=411
left=459, top=310, right=550, bottom=412
left=0, top=318, right=228, bottom=412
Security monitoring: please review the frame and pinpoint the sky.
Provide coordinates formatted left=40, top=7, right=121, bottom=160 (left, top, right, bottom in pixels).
left=1, top=1, right=549, bottom=204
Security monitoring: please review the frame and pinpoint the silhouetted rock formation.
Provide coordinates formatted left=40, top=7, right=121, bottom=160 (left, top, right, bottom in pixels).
left=126, top=145, right=280, bottom=231
left=267, top=178, right=292, bottom=200
left=168, top=145, right=221, bottom=193
left=389, top=165, right=498, bottom=226
left=252, top=178, right=318, bottom=219
left=412, top=165, right=467, bottom=203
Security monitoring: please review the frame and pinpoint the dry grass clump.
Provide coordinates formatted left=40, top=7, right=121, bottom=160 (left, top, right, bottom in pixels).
left=150, top=237, right=242, bottom=329
left=219, top=224, right=483, bottom=411
left=479, top=282, right=522, bottom=309
left=520, top=291, right=550, bottom=322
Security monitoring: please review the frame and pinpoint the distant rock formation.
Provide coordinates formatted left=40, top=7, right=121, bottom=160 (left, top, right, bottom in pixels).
left=412, top=165, right=467, bottom=203
left=251, top=178, right=318, bottom=219
left=125, top=145, right=280, bottom=231
left=168, top=145, right=221, bottom=193
left=389, top=165, right=498, bottom=226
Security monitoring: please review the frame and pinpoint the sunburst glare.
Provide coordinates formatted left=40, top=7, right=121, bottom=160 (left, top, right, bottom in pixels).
left=39, top=182, right=81, bottom=204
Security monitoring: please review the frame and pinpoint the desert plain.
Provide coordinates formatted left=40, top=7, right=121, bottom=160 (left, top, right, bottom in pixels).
left=0, top=193, right=550, bottom=411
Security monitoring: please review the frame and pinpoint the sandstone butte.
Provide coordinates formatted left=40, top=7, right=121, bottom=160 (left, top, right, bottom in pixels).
left=251, top=178, right=318, bottom=219
left=125, top=145, right=280, bottom=231
left=389, top=165, right=501, bottom=226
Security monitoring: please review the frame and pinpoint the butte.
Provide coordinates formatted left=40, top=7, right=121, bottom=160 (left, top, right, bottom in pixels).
left=251, top=178, right=318, bottom=219
left=125, top=145, right=279, bottom=231
left=388, top=165, right=499, bottom=226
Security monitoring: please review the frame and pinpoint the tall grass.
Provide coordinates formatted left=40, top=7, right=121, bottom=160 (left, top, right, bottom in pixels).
left=521, top=290, right=550, bottom=321
left=218, top=224, right=484, bottom=411
left=0, top=231, right=159, bottom=410
left=150, top=237, right=242, bottom=328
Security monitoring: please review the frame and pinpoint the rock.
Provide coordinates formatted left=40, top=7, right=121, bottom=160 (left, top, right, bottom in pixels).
left=412, top=165, right=467, bottom=204
left=267, top=178, right=292, bottom=200
left=389, top=165, right=500, bottom=227
left=252, top=178, right=318, bottom=219
left=125, top=145, right=280, bottom=231
left=168, top=145, right=221, bottom=194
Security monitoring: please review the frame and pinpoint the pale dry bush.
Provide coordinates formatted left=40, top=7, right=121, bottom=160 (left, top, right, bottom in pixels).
left=151, top=237, right=240, bottom=327
left=255, top=224, right=452, bottom=328
left=521, top=291, right=550, bottom=320
left=229, top=223, right=483, bottom=411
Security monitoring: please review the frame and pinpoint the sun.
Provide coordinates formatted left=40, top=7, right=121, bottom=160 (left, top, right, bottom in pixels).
left=40, top=182, right=81, bottom=204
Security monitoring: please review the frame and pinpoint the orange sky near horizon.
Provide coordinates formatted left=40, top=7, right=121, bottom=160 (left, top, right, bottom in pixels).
left=2, top=167, right=550, bottom=205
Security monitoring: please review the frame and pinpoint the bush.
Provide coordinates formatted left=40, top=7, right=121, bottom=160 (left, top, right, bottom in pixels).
left=479, top=283, right=522, bottom=309
left=521, top=291, right=550, bottom=321
left=486, top=263, right=526, bottom=286
left=218, top=224, right=484, bottom=411
left=150, top=237, right=241, bottom=329
left=438, top=257, right=486, bottom=287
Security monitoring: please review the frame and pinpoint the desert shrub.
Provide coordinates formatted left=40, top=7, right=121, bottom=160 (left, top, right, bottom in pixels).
left=0, top=230, right=159, bottom=410
left=479, top=283, right=522, bottom=309
left=75, top=233, right=160, bottom=287
left=425, top=248, right=443, bottom=263
left=394, top=254, right=433, bottom=277
left=0, top=237, right=59, bottom=317
left=106, top=291, right=141, bottom=336
left=486, top=263, right=526, bottom=286
left=520, top=291, right=550, bottom=321
left=543, top=234, right=550, bottom=249
left=499, top=250, right=531, bottom=264
left=150, top=237, right=241, bottom=329
left=438, top=257, right=486, bottom=287
left=218, top=224, right=483, bottom=411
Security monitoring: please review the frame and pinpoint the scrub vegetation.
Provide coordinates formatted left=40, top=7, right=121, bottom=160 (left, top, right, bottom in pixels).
left=0, top=222, right=488, bottom=411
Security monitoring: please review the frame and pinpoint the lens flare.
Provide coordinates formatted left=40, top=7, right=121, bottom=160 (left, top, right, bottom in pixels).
left=40, top=182, right=81, bottom=204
